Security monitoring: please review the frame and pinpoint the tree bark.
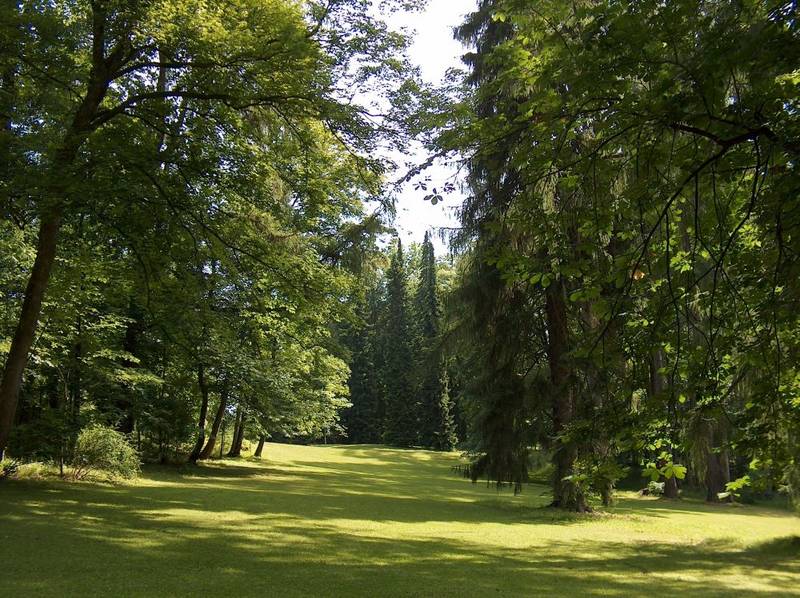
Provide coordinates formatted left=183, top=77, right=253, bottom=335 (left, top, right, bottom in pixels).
left=254, top=436, right=266, bottom=458
left=545, top=277, right=582, bottom=510
left=188, top=363, right=210, bottom=463
left=228, top=409, right=247, bottom=457
left=69, top=321, right=82, bottom=450
left=0, top=210, right=62, bottom=459
left=117, top=303, right=144, bottom=434
left=649, top=348, right=679, bottom=499
left=226, top=405, right=244, bottom=458
left=219, top=421, right=225, bottom=459
left=649, top=348, right=666, bottom=398
left=199, top=382, right=228, bottom=460
left=663, top=476, right=679, bottom=499
left=704, top=422, right=731, bottom=502
left=581, top=293, right=616, bottom=507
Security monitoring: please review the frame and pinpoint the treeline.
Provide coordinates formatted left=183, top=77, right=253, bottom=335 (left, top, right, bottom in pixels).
left=342, top=232, right=457, bottom=451
left=4, top=0, right=799, bottom=515
left=0, top=1, right=419, bottom=465
left=436, top=0, right=800, bottom=510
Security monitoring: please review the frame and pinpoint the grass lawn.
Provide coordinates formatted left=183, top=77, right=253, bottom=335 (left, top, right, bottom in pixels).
left=2, top=443, right=799, bottom=597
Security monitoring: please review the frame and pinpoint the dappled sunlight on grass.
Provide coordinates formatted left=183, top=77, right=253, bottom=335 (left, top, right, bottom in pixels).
left=2, top=443, right=799, bottom=596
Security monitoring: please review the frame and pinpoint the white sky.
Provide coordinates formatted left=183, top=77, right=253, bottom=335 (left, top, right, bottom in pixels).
left=382, top=0, right=477, bottom=254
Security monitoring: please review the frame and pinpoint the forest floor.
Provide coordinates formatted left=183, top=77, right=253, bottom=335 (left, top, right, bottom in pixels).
left=1, top=443, right=800, bottom=597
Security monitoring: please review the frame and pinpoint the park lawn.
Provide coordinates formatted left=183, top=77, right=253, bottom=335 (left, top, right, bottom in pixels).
left=1, top=443, right=799, bottom=597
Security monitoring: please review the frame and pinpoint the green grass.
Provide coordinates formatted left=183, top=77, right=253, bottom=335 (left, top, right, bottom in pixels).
left=2, top=443, right=799, bottom=596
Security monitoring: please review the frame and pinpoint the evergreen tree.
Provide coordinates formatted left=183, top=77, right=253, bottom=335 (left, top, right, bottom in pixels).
left=414, top=232, right=455, bottom=450
left=447, top=0, right=539, bottom=495
left=344, top=289, right=384, bottom=443
left=382, top=240, right=417, bottom=447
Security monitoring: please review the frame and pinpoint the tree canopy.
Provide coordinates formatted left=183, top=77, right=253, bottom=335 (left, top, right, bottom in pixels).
left=2, top=0, right=799, bottom=515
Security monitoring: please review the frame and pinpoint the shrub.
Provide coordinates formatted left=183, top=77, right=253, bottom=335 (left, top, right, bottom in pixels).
left=72, top=426, right=140, bottom=480
left=0, top=459, right=20, bottom=480
left=14, top=462, right=53, bottom=480
left=646, top=481, right=665, bottom=496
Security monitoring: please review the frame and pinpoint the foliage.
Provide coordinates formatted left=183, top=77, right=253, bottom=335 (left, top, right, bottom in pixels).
left=0, top=458, right=19, bottom=480
left=71, top=425, right=140, bottom=480
left=436, top=0, right=800, bottom=510
left=382, top=240, right=418, bottom=446
left=0, top=0, right=426, bottom=463
left=342, top=236, right=457, bottom=450
left=2, top=0, right=799, bottom=519
left=646, top=481, right=666, bottom=497
left=414, top=232, right=456, bottom=450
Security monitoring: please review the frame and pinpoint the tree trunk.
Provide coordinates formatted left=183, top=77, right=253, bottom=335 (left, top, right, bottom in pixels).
left=199, top=383, right=228, bottom=460
left=649, top=348, right=666, bottom=398
left=581, top=293, right=616, bottom=507
left=229, top=410, right=247, bottom=457
left=705, top=425, right=731, bottom=502
left=69, top=325, right=82, bottom=452
left=226, top=406, right=244, bottom=458
left=663, top=476, right=679, bottom=499
left=545, top=277, right=581, bottom=510
left=188, top=363, right=210, bottom=463
left=0, top=210, right=62, bottom=459
left=0, top=11, right=118, bottom=457
left=254, top=436, right=266, bottom=458
left=647, top=348, right=679, bottom=499
left=706, top=450, right=731, bottom=502
left=117, top=304, right=143, bottom=434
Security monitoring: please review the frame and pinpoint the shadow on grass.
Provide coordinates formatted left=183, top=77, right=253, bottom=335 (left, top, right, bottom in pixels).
left=1, top=443, right=799, bottom=597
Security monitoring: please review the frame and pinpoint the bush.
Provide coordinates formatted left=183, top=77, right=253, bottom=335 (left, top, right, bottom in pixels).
left=72, top=426, right=140, bottom=480
left=14, top=462, right=54, bottom=480
left=0, top=459, right=20, bottom=480
left=645, top=481, right=665, bottom=496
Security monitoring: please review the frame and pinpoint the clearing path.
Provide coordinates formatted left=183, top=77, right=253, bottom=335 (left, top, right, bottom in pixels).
left=2, top=443, right=799, bottom=596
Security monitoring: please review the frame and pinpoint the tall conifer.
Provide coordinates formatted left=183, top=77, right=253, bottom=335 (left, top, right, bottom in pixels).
left=382, top=240, right=417, bottom=447
left=415, top=232, right=455, bottom=450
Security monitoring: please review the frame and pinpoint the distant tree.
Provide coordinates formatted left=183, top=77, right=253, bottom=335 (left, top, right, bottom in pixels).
left=382, top=240, right=418, bottom=447
left=414, top=232, right=455, bottom=450
left=345, top=289, right=385, bottom=443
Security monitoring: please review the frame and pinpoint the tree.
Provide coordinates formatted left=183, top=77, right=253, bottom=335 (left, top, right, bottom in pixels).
left=0, top=0, right=423, bottom=459
left=414, top=232, right=454, bottom=450
left=382, top=240, right=417, bottom=447
left=440, top=0, right=800, bottom=508
left=344, top=289, right=385, bottom=443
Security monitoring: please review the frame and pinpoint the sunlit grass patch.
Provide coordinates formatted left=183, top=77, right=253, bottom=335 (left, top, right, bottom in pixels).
left=2, top=443, right=799, bottom=597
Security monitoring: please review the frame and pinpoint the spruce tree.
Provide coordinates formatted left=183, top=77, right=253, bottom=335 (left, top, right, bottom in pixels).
left=414, top=232, right=455, bottom=450
left=382, top=240, right=417, bottom=447
left=344, top=290, right=383, bottom=443
left=449, top=0, right=534, bottom=491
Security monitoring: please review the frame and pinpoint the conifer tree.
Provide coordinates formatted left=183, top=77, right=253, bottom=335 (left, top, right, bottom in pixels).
left=344, top=290, right=384, bottom=443
left=414, top=232, right=455, bottom=450
left=382, top=240, right=417, bottom=447
left=448, top=0, right=537, bottom=493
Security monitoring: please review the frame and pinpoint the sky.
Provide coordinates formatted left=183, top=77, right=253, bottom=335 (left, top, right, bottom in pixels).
left=381, top=0, right=477, bottom=253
